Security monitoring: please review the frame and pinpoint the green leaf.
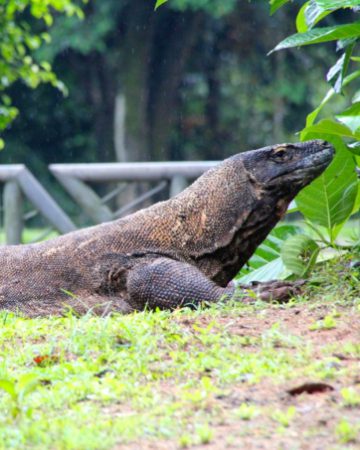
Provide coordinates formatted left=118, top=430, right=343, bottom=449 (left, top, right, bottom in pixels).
left=270, top=0, right=291, bottom=15
left=270, top=22, right=360, bottom=53
left=296, top=137, right=358, bottom=241
left=303, top=70, right=360, bottom=129
left=301, top=118, right=360, bottom=139
left=0, top=138, right=4, bottom=150
left=351, top=180, right=360, bottom=214
left=296, top=2, right=309, bottom=33
left=327, top=44, right=354, bottom=93
left=348, top=141, right=360, bottom=155
left=155, top=0, right=168, bottom=10
left=352, top=90, right=360, bottom=103
left=0, top=379, right=17, bottom=400
left=297, top=0, right=334, bottom=32
left=17, top=374, right=39, bottom=401
left=336, top=102, right=360, bottom=133
left=316, top=0, right=360, bottom=7
left=327, top=53, right=345, bottom=82
left=281, top=234, right=320, bottom=276
left=236, top=224, right=299, bottom=282
left=236, top=257, right=289, bottom=284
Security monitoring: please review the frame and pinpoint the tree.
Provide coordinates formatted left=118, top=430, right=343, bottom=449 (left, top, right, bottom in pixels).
left=0, top=0, right=84, bottom=148
left=3, top=0, right=334, bottom=173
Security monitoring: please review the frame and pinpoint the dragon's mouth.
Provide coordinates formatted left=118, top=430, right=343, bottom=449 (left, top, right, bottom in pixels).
left=289, top=146, right=334, bottom=183
left=268, top=143, right=334, bottom=185
left=303, top=144, right=334, bottom=172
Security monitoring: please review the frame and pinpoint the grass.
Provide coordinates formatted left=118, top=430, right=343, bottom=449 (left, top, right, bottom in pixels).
left=0, top=228, right=59, bottom=245
left=0, top=258, right=359, bottom=449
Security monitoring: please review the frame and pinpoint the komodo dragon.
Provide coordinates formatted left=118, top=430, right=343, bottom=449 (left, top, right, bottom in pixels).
left=0, top=140, right=333, bottom=317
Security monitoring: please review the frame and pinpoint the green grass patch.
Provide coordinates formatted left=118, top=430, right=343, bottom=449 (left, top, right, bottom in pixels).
left=0, top=257, right=359, bottom=449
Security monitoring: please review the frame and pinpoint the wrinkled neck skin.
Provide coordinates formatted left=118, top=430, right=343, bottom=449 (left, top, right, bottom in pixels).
left=189, top=159, right=298, bottom=286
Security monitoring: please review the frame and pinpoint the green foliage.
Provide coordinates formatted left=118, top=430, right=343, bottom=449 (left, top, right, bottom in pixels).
left=309, top=312, right=338, bottom=330
left=296, top=137, right=358, bottom=243
left=0, top=374, right=39, bottom=418
left=340, top=387, right=360, bottom=407
left=156, top=0, right=237, bottom=16
left=269, top=0, right=291, bottom=15
left=237, top=224, right=300, bottom=283
left=157, top=1, right=360, bottom=282
left=235, top=403, right=260, bottom=420
left=335, top=418, right=358, bottom=444
left=271, top=22, right=360, bottom=52
left=0, top=0, right=84, bottom=138
left=272, top=406, right=297, bottom=427
left=155, top=0, right=169, bottom=9
left=239, top=0, right=360, bottom=281
left=281, top=234, right=320, bottom=276
left=0, top=275, right=358, bottom=449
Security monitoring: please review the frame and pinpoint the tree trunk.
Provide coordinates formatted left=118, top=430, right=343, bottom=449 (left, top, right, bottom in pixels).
left=117, top=0, right=155, bottom=163
left=148, top=11, right=202, bottom=161
left=86, top=52, right=116, bottom=162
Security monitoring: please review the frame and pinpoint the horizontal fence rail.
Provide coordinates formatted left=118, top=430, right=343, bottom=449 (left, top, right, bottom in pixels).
left=49, top=161, right=220, bottom=225
left=49, top=162, right=218, bottom=182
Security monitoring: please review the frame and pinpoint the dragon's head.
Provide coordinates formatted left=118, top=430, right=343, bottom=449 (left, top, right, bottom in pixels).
left=240, top=139, right=334, bottom=194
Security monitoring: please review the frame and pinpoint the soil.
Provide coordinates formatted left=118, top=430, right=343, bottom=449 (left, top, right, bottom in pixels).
left=115, top=303, right=360, bottom=450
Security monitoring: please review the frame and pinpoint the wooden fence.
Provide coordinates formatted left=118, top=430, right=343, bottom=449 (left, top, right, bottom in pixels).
left=0, top=165, right=76, bottom=245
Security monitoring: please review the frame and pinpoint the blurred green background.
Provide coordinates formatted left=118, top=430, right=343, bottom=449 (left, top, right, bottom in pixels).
left=0, top=0, right=352, bottom=220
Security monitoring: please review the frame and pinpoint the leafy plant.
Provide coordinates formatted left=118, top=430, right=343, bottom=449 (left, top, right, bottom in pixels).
left=340, top=387, right=360, bottom=407
left=0, top=374, right=39, bottom=418
left=0, top=0, right=85, bottom=147
left=157, top=0, right=360, bottom=281
left=272, top=406, right=297, bottom=427
left=239, top=1, right=360, bottom=281
left=271, top=3, right=360, bottom=217
left=195, top=424, right=214, bottom=445
left=235, top=402, right=259, bottom=420
left=309, top=312, right=338, bottom=330
left=335, top=418, right=358, bottom=444
left=237, top=224, right=300, bottom=282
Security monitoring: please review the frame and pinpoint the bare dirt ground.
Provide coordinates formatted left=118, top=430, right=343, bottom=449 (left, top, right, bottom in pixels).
left=115, top=303, right=360, bottom=450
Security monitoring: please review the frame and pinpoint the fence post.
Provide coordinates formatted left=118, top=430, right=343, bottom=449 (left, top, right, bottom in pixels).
left=170, top=175, right=188, bottom=197
left=3, top=180, right=23, bottom=245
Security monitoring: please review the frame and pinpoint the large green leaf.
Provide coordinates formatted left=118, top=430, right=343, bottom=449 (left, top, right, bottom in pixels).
left=296, top=1, right=334, bottom=32
left=327, top=44, right=354, bottom=93
left=348, top=141, right=360, bottom=156
left=0, top=379, right=16, bottom=400
left=281, top=234, right=320, bottom=276
left=270, top=22, right=360, bottom=53
left=155, top=0, right=168, bottom=9
left=236, top=258, right=289, bottom=284
left=316, top=0, right=360, bottom=7
left=270, top=0, right=291, bottom=15
left=296, top=137, right=358, bottom=240
left=351, top=180, right=360, bottom=214
left=336, top=102, right=360, bottom=133
left=236, top=224, right=299, bottom=283
left=301, top=118, right=360, bottom=139
left=296, top=0, right=360, bottom=33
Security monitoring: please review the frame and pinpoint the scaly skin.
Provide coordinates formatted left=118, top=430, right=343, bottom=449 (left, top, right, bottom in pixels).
left=0, top=140, right=333, bottom=317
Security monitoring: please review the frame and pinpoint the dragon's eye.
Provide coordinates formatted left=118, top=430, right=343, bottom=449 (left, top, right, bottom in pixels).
left=271, top=146, right=291, bottom=162
left=274, top=149, right=286, bottom=157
